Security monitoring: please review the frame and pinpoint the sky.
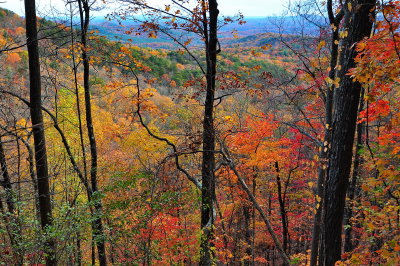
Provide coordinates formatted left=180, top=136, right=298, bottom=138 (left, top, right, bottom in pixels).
left=0, top=0, right=288, bottom=18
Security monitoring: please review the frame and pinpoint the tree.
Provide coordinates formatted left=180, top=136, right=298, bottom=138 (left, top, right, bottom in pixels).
left=310, top=0, right=344, bottom=264
left=115, top=1, right=221, bottom=263
left=24, top=0, right=56, bottom=264
left=77, top=0, right=107, bottom=265
left=199, top=0, right=219, bottom=264
left=321, top=0, right=377, bottom=264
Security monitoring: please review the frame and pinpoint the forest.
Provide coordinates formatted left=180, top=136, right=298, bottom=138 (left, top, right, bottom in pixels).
left=0, top=0, right=399, bottom=265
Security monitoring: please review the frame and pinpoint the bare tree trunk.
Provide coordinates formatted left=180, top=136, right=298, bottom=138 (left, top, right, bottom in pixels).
left=200, top=0, right=219, bottom=264
left=0, top=139, right=23, bottom=265
left=243, top=204, right=252, bottom=266
left=24, top=0, right=56, bottom=264
left=76, top=1, right=107, bottom=265
left=252, top=173, right=256, bottom=265
left=0, top=140, right=15, bottom=215
left=321, top=1, right=376, bottom=264
left=310, top=2, right=343, bottom=264
left=344, top=95, right=365, bottom=252
left=275, top=162, right=288, bottom=253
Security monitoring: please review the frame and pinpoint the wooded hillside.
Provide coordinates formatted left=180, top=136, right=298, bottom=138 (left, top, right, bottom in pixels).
left=0, top=0, right=399, bottom=265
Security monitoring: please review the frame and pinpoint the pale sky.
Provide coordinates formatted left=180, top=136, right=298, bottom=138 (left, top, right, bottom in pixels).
left=0, top=0, right=287, bottom=18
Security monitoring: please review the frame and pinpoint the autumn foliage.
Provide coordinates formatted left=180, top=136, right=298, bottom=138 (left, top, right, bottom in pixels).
left=0, top=0, right=399, bottom=265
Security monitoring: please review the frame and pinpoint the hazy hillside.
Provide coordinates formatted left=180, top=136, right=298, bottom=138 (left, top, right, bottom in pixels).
left=89, top=15, right=322, bottom=48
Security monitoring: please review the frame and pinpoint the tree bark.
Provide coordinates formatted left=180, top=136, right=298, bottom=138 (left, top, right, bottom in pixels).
left=200, top=0, right=219, bottom=265
left=243, top=204, right=252, bottom=266
left=24, top=0, right=56, bottom=264
left=0, top=139, right=23, bottom=265
left=310, top=2, right=343, bottom=264
left=321, top=1, right=376, bottom=265
left=0, top=140, right=15, bottom=215
left=344, top=95, right=364, bottom=252
left=77, top=1, right=107, bottom=265
left=275, top=162, right=288, bottom=253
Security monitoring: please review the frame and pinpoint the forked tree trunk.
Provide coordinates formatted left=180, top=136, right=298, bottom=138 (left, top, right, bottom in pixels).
left=321, top=1, right=376, bottom=264
left=24, top=0, right=56, bottom=264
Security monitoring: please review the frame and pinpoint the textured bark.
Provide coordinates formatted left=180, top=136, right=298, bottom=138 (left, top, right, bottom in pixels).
left=344, top=96, right=364, bottom=252
left=200, top=0, right=219, bottom=265
left=24, top=0, right=56, bottom=264
left=77, top=1, right=107, bottom=265
left=310, top=2, right=343, bottom=264
left=321, top=1, right=376, bottom=265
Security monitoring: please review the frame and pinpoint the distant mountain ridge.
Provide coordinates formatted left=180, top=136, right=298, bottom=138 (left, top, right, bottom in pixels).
left=90, top=16, right=323, bottom=49
left=0, top=7, right=322, bottom=50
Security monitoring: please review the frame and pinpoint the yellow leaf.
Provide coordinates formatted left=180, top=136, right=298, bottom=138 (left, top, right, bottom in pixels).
left=347, top=2, right=352, bottom=11
left=317, top=40, right=326, bottom=50
left=339, top=30, right=348, bottom=38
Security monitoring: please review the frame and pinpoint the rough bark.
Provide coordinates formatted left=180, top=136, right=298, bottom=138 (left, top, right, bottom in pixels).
left=200, top=0, right=219, bottom=264
left=321, top=1, right=376, bottom=265
left=310, top=2, right=343, bottom=264
left=344, top=96, right=364, bottom=252
left=24, top=0, right=56, bottom=264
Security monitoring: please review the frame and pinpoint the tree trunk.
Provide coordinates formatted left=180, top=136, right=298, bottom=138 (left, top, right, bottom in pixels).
left=0, top=140, right=15, bottom=215
left=77, top=1, right=107, bottom=265
left=200, top=0, right=219, bottom=265
left=344, top=95, right=365, bottom=252
left=243, top=205, right=252, bottom=266
left=321, top=1, right=376, bottom=265
left=275, top=162, right=288, bottom=253
left=310, top=2, right=344, bottom=264
left=24, top=0, right=56, bottom=264
left=0, top=139, right=23, bottom=265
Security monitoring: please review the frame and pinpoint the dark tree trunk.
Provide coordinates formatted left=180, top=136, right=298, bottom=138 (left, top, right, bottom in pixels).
left=344, top=95, right=365, bottom=252
left=0, top=140, right=15, bottom=214
left=243, top=204, right=252, bottom=266
left=310, top=2, right=343, bottom=264
left=200, top=0, right=219, bottom=264
left=0, top=139, right=23, bottom=265
left=24, top=0, right=56, bottom=264
left=321, top=1, right=376, bottom=265
left=77, top=1, right=107, bottom=265
left=275, top=162, right=288, bottom=253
